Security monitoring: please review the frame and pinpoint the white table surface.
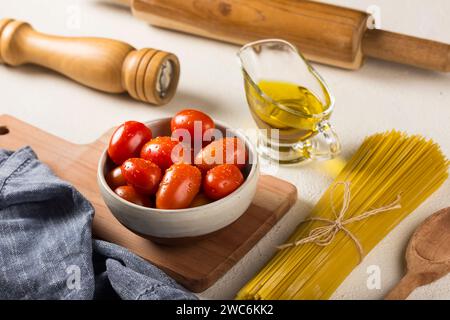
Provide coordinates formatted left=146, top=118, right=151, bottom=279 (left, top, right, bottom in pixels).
left=0, top=0, right=449, bottom=300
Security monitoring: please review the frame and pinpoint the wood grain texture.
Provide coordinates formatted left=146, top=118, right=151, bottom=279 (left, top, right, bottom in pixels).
left=0, top=18, right=180, bottom=105
left=385, top=207, right=450, bottom=300
left=131, top=0, right=368, bottom=69
left=111, top=0, right=450, bottom=72
left=0, top=115, right=298, bottom=292
left=363, top=29, right=450, bottom=72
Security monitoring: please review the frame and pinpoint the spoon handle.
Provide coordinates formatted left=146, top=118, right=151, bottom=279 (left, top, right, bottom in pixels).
left=385, top=273, right=420, bottom=300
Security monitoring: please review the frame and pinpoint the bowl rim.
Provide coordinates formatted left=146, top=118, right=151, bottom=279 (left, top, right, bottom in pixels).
left=98, top=117, right=260, bottom=216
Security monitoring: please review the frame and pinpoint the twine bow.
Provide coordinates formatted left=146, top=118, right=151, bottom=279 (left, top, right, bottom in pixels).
left=277, top=181, right=402, bottom=262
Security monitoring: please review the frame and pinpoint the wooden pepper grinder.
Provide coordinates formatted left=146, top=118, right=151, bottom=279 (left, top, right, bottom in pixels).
left=0, top=18, right=180, bottom=105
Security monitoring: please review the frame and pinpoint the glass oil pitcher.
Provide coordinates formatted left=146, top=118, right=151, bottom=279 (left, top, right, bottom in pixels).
left=238, top=39, right=341, bottom=164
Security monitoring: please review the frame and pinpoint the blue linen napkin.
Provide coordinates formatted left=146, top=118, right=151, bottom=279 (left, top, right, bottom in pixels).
left=0, top=147, right=197, bottom=300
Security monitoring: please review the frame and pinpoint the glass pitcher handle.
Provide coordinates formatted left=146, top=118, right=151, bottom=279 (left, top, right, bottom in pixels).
left=303, top=121, right=341, bottom=160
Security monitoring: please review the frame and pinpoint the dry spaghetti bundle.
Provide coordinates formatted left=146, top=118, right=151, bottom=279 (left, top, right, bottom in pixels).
left=237, top=131, right=449, bottom=300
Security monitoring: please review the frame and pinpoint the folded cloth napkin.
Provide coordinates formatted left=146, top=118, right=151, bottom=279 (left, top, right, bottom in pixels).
left=0, top=147, right=197, bottom=300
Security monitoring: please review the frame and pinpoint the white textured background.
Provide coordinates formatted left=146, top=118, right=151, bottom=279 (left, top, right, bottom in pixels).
left=0, top=0, right=448, bottom=299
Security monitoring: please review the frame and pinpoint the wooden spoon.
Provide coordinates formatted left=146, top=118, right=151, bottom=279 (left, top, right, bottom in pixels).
left=385, top=207, right=450, bottom=300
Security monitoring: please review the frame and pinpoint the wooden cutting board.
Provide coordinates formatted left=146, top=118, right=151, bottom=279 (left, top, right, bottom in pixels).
left=0, top=115, right=297, bottom=293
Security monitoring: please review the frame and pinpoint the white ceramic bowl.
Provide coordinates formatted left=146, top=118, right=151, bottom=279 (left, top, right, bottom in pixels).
left=98, top=118, right=260, bottom=241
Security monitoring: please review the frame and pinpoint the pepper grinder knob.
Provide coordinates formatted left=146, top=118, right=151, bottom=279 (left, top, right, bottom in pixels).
left=0, top=18, right=180, bottom=105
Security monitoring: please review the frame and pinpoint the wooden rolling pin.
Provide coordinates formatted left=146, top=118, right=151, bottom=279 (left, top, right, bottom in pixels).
left=108, top=0, right=450, bottom=72
left=0, top=18, right=180, bottom=105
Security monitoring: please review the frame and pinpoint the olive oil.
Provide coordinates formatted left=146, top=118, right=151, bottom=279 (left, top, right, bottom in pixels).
left=244, top=77, right=331, bottom=143
left=238, top=39, right=340, bottom=163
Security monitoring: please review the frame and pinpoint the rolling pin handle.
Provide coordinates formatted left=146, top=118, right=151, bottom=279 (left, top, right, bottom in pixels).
left=363, top=29, right=450, bottom=72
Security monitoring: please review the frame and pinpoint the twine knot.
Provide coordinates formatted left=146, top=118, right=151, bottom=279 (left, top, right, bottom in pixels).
left=277, top=181, right=402, bottom=262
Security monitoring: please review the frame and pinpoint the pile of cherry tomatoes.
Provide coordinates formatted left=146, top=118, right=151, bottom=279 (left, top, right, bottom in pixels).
left=106, top=109, right=248, bottom=210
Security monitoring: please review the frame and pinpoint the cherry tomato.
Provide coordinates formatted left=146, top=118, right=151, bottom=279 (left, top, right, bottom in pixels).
left=106, top=166, right=127, bottom=190
left=114, top=186, right=152, bottom=207
left=108, top=121, right=152, bottom=165
left=140, top=136, right=190, bottom=171
left=156, top=163, right=202, bottom=209
left=203, top=164, right=244, bottom=200
left=121, top=158, right=162, bottom=195
left=194, top=137, right=248, bottom=172
left=171, top=109, right=215, bottom=146
left=189, top=193, right=213, bottom=208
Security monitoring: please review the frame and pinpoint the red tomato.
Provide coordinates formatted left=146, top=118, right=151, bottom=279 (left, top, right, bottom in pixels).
left=194, top=137, right=248, bottom=172
left=156, top=163, right=202, bottom=209
left=114, top=186, right=152, bottom=207
left=189, top=193, right=213, bottom=208
left=106, top=166, right=127, bottom=190
left=121, top=158, right=162, bottom=195
left=203, top=164, right=244, bottom=200
left=171, top=109, right=215, bottom=146
left=108, top=121, right=152, bottom=165
left=140, top=136, right=189, bottom=171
